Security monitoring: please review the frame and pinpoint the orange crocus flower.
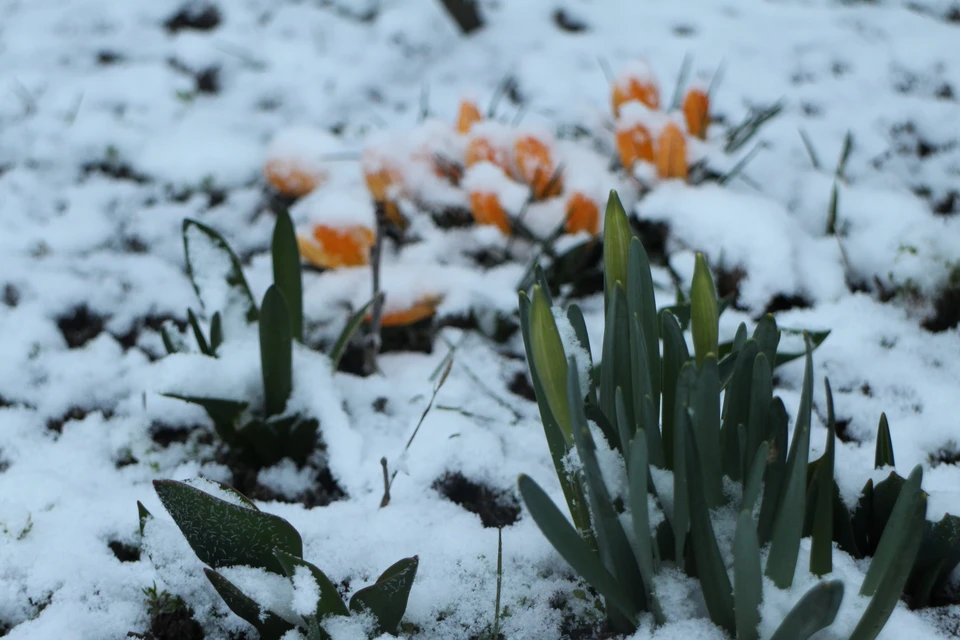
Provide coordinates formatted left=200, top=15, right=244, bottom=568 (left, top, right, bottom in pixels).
left=264, top=159, right=325, bottom=198
left=456, top=100, right=483, bottom=134
left=465, top=136, right=510, bottom=172
left=297, top=224, right=375, bottom=269
left=615, top=122, right=655, bottom=170
left=372, top=295, right=443, bottom=327
left=656, top=122, right=688, bottom=181
left=514, top=135, right=562, bottom=200
left=362, top=165, right=405, bottom=227
left=612, top=66, right=660, bottom=116
left=469, top=191, right=511, bottom=234
left=683, top=87, right=710, bottom=139
left=565, top=192, right=600, bottom=235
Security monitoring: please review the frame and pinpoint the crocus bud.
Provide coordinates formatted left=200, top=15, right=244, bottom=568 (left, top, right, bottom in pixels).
left=514, top=135, right=563, bottom=200
left=565, top=192, right=600, bottom=235
left=683, top=87, right=710, bottom=140
left=456, top=100, right=483, bottom=134
left=656, top=122, right=688, bottom=181
left=615, top=121, right=655, bottom=170
left=529, top=285, right=571, bottom=442
left=612, top=61, right=661, bottom=116
left=691, top=252, right=719, bottom=367
left=469, top=192, right=511, bottom=234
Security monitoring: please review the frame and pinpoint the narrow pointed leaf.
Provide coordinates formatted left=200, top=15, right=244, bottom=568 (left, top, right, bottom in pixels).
left=209, top=311, right=223, bottom=354
left=330, top=296, right=376, bottom=372
left=161, top=323, right=185, bottom=355
left=529, top=285, right=571, bottom=441
left=744, top=353, right=772, bottom=479
left=627, top=238, right=661, bottom=418
left=274, top=549, right=350, bottom=618
left=205, top=569, right=294, bottom=640
left=741, top=442, right=770, bottom=515
left=271, top=210, right=303, bottom=342
left=851, top=495, right=926, bottom=640
left=162, top=394, right=248, bottom=445
left=660, top=310, right=688, bottom=469
left=810, top=379, right=837, bottom=577
left=758, top=398, right=788, bottom=544
left=734, top=510, right=762, bottom=640
left=690, top=253, right=719, bottom=368
left=603, top=190, right=632, bottom=297
left=629, top=315, right=664, bottom=467
left=566, top=304, right=595, bottom=396
left=600, top=285, right=633, bottom=451
left=773, top=330, right=830, bottom=368
left=685, top=431, right=735, bottom=634
left=765, top=336, right=814, bottom=588
left=874, top=413, right=895, bottom=469
left=628, top=432, right=665, bottom=625
left=693, top=355, right=724, bottom=507
left=518, top=474, right=638, bottom=624
left=187, top=308, right=211, bottom=356
left=719, top=340, right=759, bottom=481
left=137, top=501, right=152, bottom=537
left=860, top=465, right=925, bottom=597
left=182, top=218, right=258, bottom=325
left=349, top=556, right=419, bottom=635
left=671, top=364, right=696, bottom=569
left=260, top=285, right=293, bottom=417
left=153, top=479, right=302, bottom=573
left=769, top=580, right=844, bottom=640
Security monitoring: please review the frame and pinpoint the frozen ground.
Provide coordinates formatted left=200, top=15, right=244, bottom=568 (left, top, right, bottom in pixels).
left=0, top=0, right=959, bottom=638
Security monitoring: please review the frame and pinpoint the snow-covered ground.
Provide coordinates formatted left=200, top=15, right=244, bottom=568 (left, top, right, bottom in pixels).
left=1, top=0, right=959, bottom=638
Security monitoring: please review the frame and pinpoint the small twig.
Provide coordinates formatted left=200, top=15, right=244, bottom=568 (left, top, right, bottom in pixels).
left=379, top=457, right=391, bottom=507
left=493, top=528, right=503, bottom=640
left=719, top=142, right=765, bottom=185
left=835, top=131, right=854, bottom=183
left=439, top=335, right=522, bottom=423
left=825, top=181, right=839, bottom=236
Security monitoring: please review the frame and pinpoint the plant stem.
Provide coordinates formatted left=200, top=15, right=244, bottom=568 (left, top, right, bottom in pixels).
left=364, top=203, right=387, bottom=376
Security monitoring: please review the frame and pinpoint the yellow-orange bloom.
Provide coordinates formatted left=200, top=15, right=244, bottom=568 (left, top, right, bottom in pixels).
left=469, top=191, right=511, bottom=234
left=612, top=74, right=660, bottom=116
left=565, top=192, right=600, bottom=235
left=465, top=136, right=510, bottom=172
left=297, top=224, right=375, bottom=269
left=514, top=135, right=563, bottom=200
left=656, top=122, right=688, bottom=181
left=362, top=165, right=405, bottom=227
left=683, top=87, right=710, bottom=140
left=456, top=100, right=483, bottom=134
left=372, top=295, right=443, bottom=327
left=264, top=159, right=326, bottom=197
left=615, top=122, right=655, bottom=170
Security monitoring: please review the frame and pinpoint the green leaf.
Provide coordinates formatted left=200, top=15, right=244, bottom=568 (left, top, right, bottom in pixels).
left=161, top=323, right=185, bottom=355
left=260, top=285, right=293, bottom=417
left=685, top=429, right=735, bottom=634
left=741, top=442, right=770, bottom=515
left=348, top=556, right=419, bottom=635
left=734, top=510, right=762, bottom=640
left=768, top=580, right=844, bottom=640
left=765, top=335, right=814, bottom=588
left=600, top=285, right=633, bottom=452
left=187, top=308, right=211, bottom=356
left=851, top=481, right=926, bottom=640
left=603, top=190, right=632, bottom=298
left=627, top=238, right=661, bottom=420
left=271, top=210, right=303, bottom=342
left=719, top=339, right=759, bottom=481
left=909, top=514, right=960, bottom=607
left=330, top=296, right=376, bottom=373
left=518, top=474, right=638, bottom=624
left=209, top=312, right=223, bottom=355
left=860, top=465, right=925, bottom=597
left=874, top=413, right=895, bottom=469
left=182, top=218, right=258, bottom=325
left=744, top=353, right=772, bottom=480
left=692, top=355, right=724, bottom=507
left=153, top=479, right=302, bottom=574
left=671, top=364, right=696, bottom=571
left=273, top=550, right=349, bottom=620
left=162, top=394, right=248, bottom=446
left=773, top=329, right=830, bottom=368
left=690, top=253, right=719, bottom=368
left=566, top=304, right=595, bottom=397
left=752, top=314, right=781, bottom=370
left=629, top=316, right=664, bottom=468
left=757, top=398, right=788, bottom=545
left=627, top=432, right=664, bottom=625
left=137, top=501, right=152, bottom=537
left=204, top=569, right=295, bottom=640
left=518, top=293, right=594, bottom=546
left=567, top=360, right=644, bottom=632
left=660, top=310, right=689, bottom=470
left=810, top=379, right=837, bottom=577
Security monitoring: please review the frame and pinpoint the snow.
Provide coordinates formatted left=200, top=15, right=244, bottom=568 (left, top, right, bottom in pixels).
left=0, top=0, right=959, bottom=638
